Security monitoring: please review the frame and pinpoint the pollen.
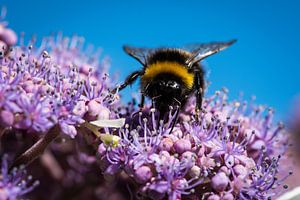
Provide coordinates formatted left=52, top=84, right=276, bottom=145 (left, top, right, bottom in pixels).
left=100, top=134, right=120, bottom=148
left=141, top=61, right=194, bottom=89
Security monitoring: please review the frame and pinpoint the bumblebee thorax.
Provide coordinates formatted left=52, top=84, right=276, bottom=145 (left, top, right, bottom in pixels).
left=141, top=61, right=194, bottom=89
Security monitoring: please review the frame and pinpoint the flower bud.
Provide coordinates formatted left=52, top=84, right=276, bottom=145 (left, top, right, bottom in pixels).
left=211, top=172, right=229, bottom=192
left=189, top=165, right=201, bottom=177
left=0, top=110, right=14, bottom=126
left=222, top=193, right=234, bottom=200
left=87, top=99, right=101, bottom=117
left=225, top=154, right=234, bottom=168
left=251, top=139, right=265, bottom=150
left=174, top=139, right=191, bottom=154
left=172, top=127, right=183, bottom=138
left=219, top=166, right=230, bottom=176
left=97, top=105, right=110, bottom=120
left=134, top=166, right=152, bottom=184
left=60, top=123, right=77, bottom=138
left=233, top=164, right=247, bottom=178
left=73, top=101, right=87, bottom=116
left=159, top=137, right=173, bottom=151
left=98, top=143, right=106, bottom=156
left=0, top=28, right=17, bottom=46
left=181, top=151, right=196, bottom=166
left=208, top=194, right=220, bottom=200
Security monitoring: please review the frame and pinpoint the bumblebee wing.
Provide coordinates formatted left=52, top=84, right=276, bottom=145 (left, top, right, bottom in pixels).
left=123, top=45, right=154, bottom=66
left=184, top=39, right=236, bottom=67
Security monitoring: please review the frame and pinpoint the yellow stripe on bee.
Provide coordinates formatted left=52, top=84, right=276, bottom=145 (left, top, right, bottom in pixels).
left=142, top=61, right=194, bottom=89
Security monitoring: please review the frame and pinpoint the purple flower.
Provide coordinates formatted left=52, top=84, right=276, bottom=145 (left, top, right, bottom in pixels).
left=238, top=155, right=291, bottom=200
left=0, top=9, right=291, bottom=200
left=13, top=92, right=54, bottom=133
left=0, top=155, right=39, bottom=200
left=0, top=32, right=114, bottom=138
left=97, top=90, right=291, bottom=200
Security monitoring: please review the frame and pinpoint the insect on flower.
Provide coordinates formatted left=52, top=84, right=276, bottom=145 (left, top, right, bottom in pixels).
left=111, top=40, right=236, bottom=130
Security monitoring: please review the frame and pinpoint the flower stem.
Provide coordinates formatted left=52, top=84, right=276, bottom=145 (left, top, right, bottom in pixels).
left=11, top=125, right=60, bottom=169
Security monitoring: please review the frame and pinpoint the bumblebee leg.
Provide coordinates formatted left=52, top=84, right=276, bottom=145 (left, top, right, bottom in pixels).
left=151, top=95, right=162, bottom=109
left=168, top=98, right=181, bottom=134
left=111, top=71, right=143, bottom=93
left=173, top=97, right=181, bottom=107
left=139, top=93, right=145, bottom=111
left=194, top=70, right=204, bottom=122
left=131, top=92, right=146, bottom=119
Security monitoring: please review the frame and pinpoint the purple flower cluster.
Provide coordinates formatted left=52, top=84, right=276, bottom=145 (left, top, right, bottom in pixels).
left=0, top=155, right=39, bottom=200
left=98, top=91, right=290, bottom=200
left=0, top=32, right=115, bottom=138
left=0, top=8, right=292, bottom=200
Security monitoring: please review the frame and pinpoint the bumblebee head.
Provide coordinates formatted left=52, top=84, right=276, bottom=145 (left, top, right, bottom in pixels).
left=157, top=79, right=181, bottom=93
left=145, top=73, right=185, bottom=99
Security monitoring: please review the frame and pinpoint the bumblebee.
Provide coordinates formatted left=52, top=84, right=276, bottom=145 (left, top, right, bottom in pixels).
left=112, top=40, right=236, bottom=120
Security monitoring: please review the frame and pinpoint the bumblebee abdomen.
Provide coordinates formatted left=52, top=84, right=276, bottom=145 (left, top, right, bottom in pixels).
left=141, top=61, right=194, bottom=89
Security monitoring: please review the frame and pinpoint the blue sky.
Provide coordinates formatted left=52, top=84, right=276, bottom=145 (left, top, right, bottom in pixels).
left=3, top=0, right=300, bottom=120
